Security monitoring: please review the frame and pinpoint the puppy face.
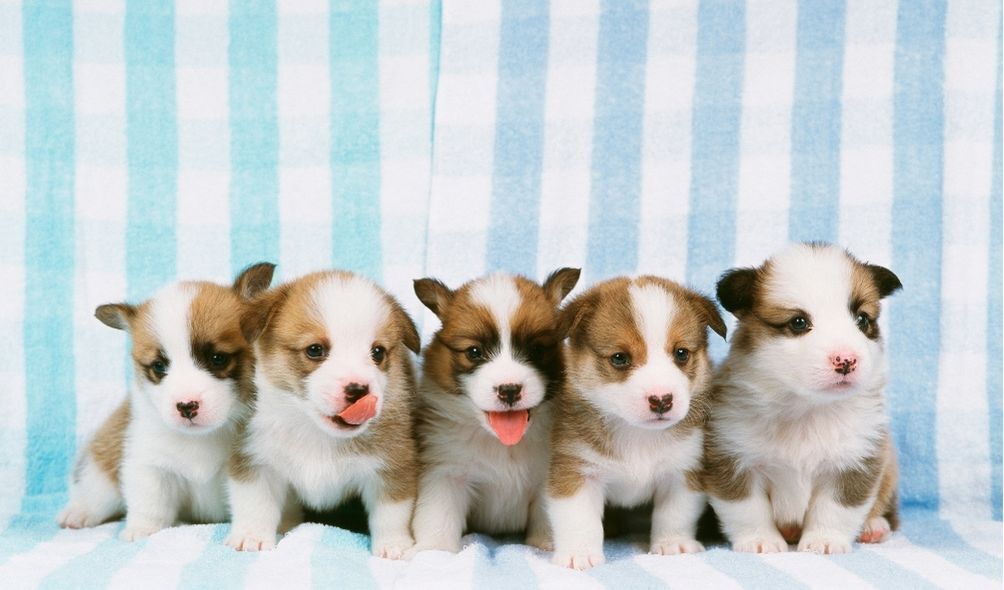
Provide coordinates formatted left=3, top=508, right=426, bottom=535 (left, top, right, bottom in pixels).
left=248, top=271, right=420, bottom=439
left=563, top=276, right=726, bottom=430
left=96, top=263, right=275, bottom=434
left=717, top=243, right=902, bottom=401
left=415, top=268, right=580, bottom=445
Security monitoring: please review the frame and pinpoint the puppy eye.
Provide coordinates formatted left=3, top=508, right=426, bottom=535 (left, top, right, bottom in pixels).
left=371, top=345, right=386, bottom=364
left=609, top=352, right=631, bottom=368
left=673, top=348, right=690, bottom=363
left=150, top=360, right=168, bottom=377
left=305, top=344, right=326, bottom=359
left=788, top=316, right=810, bottom=333
left=210, top=352, right=230, bottom=368
left=856, top=313, right=871, bottom=332
left=465, top=346, right=484, bottom=362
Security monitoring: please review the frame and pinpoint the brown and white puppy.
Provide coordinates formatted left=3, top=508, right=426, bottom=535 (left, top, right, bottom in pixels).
left=546, top=276, right=726, bottom=569
left=408, top=269, right=580, bottom=555
left=225, top=270, right=421, bottom=558
left=56, top=263, right=275, bottom=540
left=704, top=243, right=901, bottom=554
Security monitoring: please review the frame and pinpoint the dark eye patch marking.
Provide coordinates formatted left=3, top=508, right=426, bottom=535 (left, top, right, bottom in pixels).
left=192, top=340, right=242, bottom=380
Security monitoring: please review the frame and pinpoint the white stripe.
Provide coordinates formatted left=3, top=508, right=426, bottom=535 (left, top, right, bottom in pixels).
left=391, top=537, right=480, bottom=589
left=244, top=524, right=323, bottom=589
left=636, top=553, right=745, bottom=590
left=175, top=5, right=231, bottom=281
left=0, top=524, right=118, bottom=586
left=636, top=0, right=696, bottom=280
left=935, top=0, right=998, bottom=522
left=862, top=535, right=999, bottom=589
left=535, top=0, right=598, bottom=282
left=761, top=551, right=876, bottom=589
left=948, top=519, right=1004, bottom=558
left=733, top=0, right=797, bottom=269
left=0, top=0, right=26, bottom=522
left=107, top=524, right=214, bottom=589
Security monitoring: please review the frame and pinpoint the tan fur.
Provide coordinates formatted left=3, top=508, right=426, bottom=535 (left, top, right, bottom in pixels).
left=86, top=400, right=131, bottom=486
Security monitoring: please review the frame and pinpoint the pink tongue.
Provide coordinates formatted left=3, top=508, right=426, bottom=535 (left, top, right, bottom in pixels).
left=337, top=394, right=377, bottom=425
left=487, top=410, right=530, bottom=446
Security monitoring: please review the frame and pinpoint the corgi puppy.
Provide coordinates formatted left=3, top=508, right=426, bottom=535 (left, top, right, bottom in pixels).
left=546, top=276, right=726, bottom=569
left=408, top=269, right=580, bottom=554
left=704, top=243, right=901, bottom=554
left=225, top=271, right=421, bottom=558
left=57, top=263, right=275, bottom=540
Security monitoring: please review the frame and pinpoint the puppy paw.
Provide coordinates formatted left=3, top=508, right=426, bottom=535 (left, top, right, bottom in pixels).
left=525, top=533, right=553, bottom=552
left=857, top=517, right=891, bottom=544
left=372, top=536, right=414, bottom=560
left=225, top=531, right=277, bottom=552
left=733, top=533, right=788, bottom=554
left=798, top=533, right=852, bottom=555
left=57, top=504, right=104, bottom=529
left=120, top=523, right=165, bottom=542
left=552, top=549, right=605, bottom=570
left=650, top=537, right=705, bottom=555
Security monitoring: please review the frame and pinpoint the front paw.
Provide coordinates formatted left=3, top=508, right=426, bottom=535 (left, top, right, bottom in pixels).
left=120, top=522, right=166, bottom=541
left=372, top=535, right=414, bottom=560
left=858, top=517, right=891, bottom=544
left=225, top=530, right=277, bottom=552
left=733, top=532, right=788, bottom=554
left=650, top=536, right=704, bottom=555
left=525, top=533, right=553, bottom=552
left=798, top=532, right=852, bottom=555
left=552, top=548, right=605, bottom=570
left=57, top=504, right=104, bottom=529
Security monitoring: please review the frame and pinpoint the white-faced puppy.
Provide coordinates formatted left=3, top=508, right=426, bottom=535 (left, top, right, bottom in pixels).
left=546, top=276, right=726, bottom=569
left=704, top=243, right=902, bottom=554
left=57, top=263, right=275, bottom=540
left=408, top=268, right=580, bottom=554
left=225, top=271, right=421, bottom=558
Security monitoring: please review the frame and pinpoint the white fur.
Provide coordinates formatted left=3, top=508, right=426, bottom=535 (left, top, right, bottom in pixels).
left=709, top=244, right=891, bottom=554
left=226, top=275, right=413, bottom=558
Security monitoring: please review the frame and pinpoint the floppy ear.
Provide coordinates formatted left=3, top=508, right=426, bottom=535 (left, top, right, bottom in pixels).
left=716, top=267, right=758, bottom=317
left=558, top=291, right=596, bottom=339
left=95, top=303, right=135, bottom=331
left=240, top=288, right=285, bottom=344
left=413, top=278, right=454, bottom=318
left=233, top=262, right=276, bottom=300
left=690, top=292, right=727, bottom=340
left=390, top=300, right=421, bottom=354
left=542, top=267, right=581, bottom=304
left=864, top=263, right=903, bottom=299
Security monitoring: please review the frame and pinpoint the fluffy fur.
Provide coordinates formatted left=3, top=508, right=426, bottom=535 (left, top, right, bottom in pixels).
left=225, top=271, right=421, bottom=558
left=546, top=276, right=727, bottom=569
left=408, top=268, right=580, bottom=555
left=57, top=263, right=275, bottom=540
left=704, top=243, right=902, bottom=554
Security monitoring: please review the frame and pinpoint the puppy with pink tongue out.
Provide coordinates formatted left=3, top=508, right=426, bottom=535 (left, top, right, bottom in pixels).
left=408, top=269, right=580, bottom=555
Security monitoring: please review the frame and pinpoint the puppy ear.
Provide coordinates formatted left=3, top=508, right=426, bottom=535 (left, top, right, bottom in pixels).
left=558, top=291, right=596, bottom=339
left=95, top=303, right=135, bottom=331
left=864, top=263, right=902, bottom=299
left=240, top=288, right=285, bottom=344
left=233, top=262, right=276, bottom=300
left=390, top=300, right=421, bottom=354
left=689, top=292, right=728, bottom=340
left=716, top=267, right=758, bottom=317
left=542, top=267, right=581, bottom=304
left=413, top=278, right=453, bottom=318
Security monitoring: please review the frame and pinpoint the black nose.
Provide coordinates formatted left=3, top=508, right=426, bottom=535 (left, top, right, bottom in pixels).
left=496, top=383, right=523, bottom=406
left=648, top=394, right=673, bottom=415
left=176, top=401, right=199, bottom=419
left=836, top=360, right=855, bottom=375
left=345, top=382, right=369, bottom=403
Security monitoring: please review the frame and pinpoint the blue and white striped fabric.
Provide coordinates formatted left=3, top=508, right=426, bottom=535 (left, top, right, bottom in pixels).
left=0, top=0, right=1000, bottom=588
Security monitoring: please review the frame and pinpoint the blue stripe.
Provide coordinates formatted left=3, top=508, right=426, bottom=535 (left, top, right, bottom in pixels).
left=686, top=0, right=745, bottom=360
left=831, top=549, right=940, bottom=590
left=0, top=516, right=61, bottom=567
left=125, top=0, right=177, bottom=300
left=898, top=516, right=1004, bottom=580
left=486, top=0, right=548, bottom=276
left=229, top=0, right=280, bottom=275
left=471, top=537, right=539, bottom=590
left=588, top=542, right=665, bottom=589
left=22, top=0, right=75, bottom=513
left=38, top=526, right=143, bottom=590
left=585, top=0, right=648, bottom=282
left=788, top=0, right=846, bottom=243
left=330, top=0, right=381, bottom=281
left=888, top=0, right=946, bottom=511
left=429, top=0, right=442, bottom=145
left=701, top=547, right=807, bottom=589
left=988, top=20, right=1003, bottom=522
left=310, top=525, right=377, bottom=589
left=178, top=525, right=258, bottom=590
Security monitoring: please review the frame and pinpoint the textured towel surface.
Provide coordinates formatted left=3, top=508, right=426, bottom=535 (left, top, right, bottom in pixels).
left=0, top=0, right=1001, bottom=588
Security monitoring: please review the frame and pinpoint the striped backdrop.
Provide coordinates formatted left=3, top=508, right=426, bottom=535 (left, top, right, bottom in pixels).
left=0, top=0, right=1000, bottom=587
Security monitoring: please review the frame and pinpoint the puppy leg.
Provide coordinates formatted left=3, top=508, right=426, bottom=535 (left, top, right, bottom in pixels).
left=409, top=471, right=470, bottom=554
left=58, top=455, right=124, bottom=529
left=364, top=492, right=415, bottom=560
left=710, top=480, right=787, bottom=554
left=548, top=479, right=605, bottom=570
left=225, top=469, right=287, bottom=552
left=650, top=477, right=704, bottom=555
left=798, top=486, right=872, bottom=555
left=524, top=493, right=552, bottom=551
left=120, top=465, right=180, bottom=541
left=769, top=470, right=812, bottom=544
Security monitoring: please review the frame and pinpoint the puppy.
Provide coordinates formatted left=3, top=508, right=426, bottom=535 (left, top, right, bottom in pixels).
left=407, top=269, right=580, bottom=554
left=225, top=270, right=421, bottom=558
left=546, top=276, right=726, bottom=569
left=57, top=263, right=275, bottom=540
left=704, top=243, right=901, bottom=554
